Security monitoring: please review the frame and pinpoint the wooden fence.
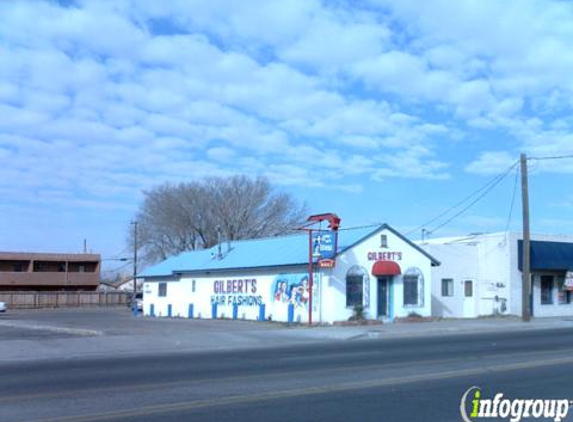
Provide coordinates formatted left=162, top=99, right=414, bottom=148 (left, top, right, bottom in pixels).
left=0, top=291, right=130, bottom=309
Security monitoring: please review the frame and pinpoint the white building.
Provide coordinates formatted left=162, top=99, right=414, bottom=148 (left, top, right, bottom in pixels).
left=420, top=232, right=573, bottom=318
left=140, top=224, right=440, bottom=324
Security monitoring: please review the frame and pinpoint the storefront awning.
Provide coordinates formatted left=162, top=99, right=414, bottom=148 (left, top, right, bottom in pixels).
left=372, top=260, right=401, bottom=276
left=518, top=240, right=573, bottom=271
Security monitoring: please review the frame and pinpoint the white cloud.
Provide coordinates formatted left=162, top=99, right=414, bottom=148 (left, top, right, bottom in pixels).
left=465, top=151, right=516, bottom=175
left=207, top=147, right=236, bottom=163
left=279, top=13, right=390, bottom=72
left=13, top=0, right=571, bottom=218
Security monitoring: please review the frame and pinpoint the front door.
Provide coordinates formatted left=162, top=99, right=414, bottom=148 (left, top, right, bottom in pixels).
left=462, top=279, right=475, bottom=318
left=377, top=277, right=389, bottom=317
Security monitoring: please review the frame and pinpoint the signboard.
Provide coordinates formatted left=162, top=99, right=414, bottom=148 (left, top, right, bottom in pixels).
left=367, top=251, right=403, bottom=261
left=318, top=258, right=336, bottom=268
left=211, top=278, right=263, bottom=306
left=564, top=271, right=573, bottom=291
left=312, top=230, right=336, bottom=259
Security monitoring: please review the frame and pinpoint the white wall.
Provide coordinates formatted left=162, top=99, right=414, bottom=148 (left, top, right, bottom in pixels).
left=423, top=243, right=479, bottom=318
left=143, top=227, right=436, bottom=323
left=142, top=278, right=180, bottom=317
left=329, top=227, right=433, bottom=321
left=143, top=266, right=317, bottom=323
left=475, top=232, right=513, bottom=316
left=422, top=232, right=513, bottom=318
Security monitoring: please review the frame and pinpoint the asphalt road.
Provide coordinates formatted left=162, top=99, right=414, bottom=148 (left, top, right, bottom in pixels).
left=2, top=328, right=573, bottom=422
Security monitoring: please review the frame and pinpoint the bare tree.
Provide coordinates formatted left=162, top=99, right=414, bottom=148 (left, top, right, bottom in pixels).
left=130, top=176, right=307, bottom=264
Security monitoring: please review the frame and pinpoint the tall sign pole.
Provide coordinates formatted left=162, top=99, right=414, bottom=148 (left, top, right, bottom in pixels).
left=304, top=213, right=341, bottom=326
left=520, top=153, right=531, bottom=322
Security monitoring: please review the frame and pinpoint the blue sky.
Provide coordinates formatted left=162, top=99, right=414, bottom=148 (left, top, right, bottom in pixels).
left=1, top=0, right=573, bottom=273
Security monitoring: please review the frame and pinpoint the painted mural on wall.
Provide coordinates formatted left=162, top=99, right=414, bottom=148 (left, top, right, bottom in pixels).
left=210, top=278, right=263, bottom=306
left=271, top=273, right=318, bottom=310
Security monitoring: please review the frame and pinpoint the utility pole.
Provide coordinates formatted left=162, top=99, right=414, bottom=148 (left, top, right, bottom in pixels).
left=520, top=153, right=531, bottom=322
left=132, top=221, right=138, bottom=297
left=308, top=229, right=314, bottom=326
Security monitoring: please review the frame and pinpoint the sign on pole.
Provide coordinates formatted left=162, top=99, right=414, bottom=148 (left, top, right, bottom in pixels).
left=312, top=230, right=336, bottom=260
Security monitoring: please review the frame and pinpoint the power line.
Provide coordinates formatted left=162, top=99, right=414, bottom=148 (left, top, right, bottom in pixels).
left=404, top=160, right=519, bottom=237
left=338, top=160, right=521, bottom=235
left=338, top=222, right=381, bottom=232
left=529, top=154, right=573, bottom=161
left=330, top=153, right=573, bottom=236
left=101, top=260, right=132, bottom=273
left=108, top=245, right=131, bottom=260
left=504, top=164, right=519, bottom=232
left=425, top=161, right=519, bottom=235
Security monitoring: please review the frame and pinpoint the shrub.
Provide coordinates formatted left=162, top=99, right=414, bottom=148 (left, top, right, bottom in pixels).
left=349, top=304, right=366, bottom=321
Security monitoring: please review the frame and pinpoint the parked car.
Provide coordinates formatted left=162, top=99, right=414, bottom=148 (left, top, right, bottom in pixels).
left=0, top=301, right=6, bottom=313
left=128, top=292, right=143, bottom=312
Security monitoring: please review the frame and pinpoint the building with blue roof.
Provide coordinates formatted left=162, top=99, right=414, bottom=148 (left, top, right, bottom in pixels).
left=141, top=223, right=440, bottom=323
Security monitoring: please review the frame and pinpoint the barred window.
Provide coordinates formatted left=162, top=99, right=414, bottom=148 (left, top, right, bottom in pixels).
left=404, top=276, right=418, bottom=305
left=346, top=266, right=368, bottom=307
left=403, top=267, right=424, bottom=306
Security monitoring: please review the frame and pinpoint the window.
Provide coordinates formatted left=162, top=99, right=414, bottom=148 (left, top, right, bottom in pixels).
left=13, top=263, right=23, bottom=272
left=192, top=280, right=196, bottom=293
left=346, top=266, right=367, bottom=307
left=464, top=280, right=473, bottom=298
left=33, top=262, right=44, bottom=272
left=78, top=264, right=85, bottom=273
left=403, top=267, right=423, bottom=306
left=380, top=234, right=388, bottom=248
left=158, top=282, right=167, bottom=297
left=441, top=279, right=454, bottom=297
left=540, top=276, right=554, bottom=305
left=57, top=262, right=66, bottom=272
left=404, top=276, right=418, bottom=305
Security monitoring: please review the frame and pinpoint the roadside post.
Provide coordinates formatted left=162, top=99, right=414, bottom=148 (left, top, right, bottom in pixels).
left=297, top=213, right=341, bottom=326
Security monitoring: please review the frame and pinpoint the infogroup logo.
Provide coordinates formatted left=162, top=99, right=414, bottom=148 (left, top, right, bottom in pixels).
left=460, top=387, right=571, bottom=422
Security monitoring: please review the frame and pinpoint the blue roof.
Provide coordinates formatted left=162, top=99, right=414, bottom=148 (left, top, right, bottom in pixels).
left=141, top=225, right=380, bottom=278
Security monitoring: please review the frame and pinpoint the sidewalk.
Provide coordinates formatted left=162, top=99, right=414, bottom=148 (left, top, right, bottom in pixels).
left=280, top=316, right=573, bottom=341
